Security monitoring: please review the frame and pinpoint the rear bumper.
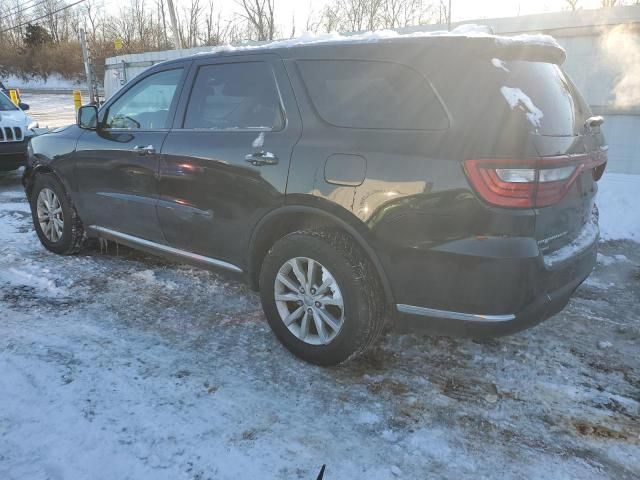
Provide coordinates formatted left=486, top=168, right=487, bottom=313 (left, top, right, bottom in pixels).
left=0, top=140, right=28, bottom=170
left=392, top=231, right=598, bottom=337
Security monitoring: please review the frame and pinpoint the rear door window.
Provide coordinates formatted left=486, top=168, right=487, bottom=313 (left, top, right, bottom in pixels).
left=183, top=62, right=284, bottom=131
left=297, top=59, right=449, bottom=130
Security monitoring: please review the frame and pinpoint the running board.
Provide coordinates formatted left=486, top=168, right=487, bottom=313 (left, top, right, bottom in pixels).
left=88, top=225, right=243, bottom=274
left=396, top=304, right=515, bottom=322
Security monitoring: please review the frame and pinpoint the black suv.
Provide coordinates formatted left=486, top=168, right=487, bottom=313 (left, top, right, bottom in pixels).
left=23, top=34, right=606, bottom=365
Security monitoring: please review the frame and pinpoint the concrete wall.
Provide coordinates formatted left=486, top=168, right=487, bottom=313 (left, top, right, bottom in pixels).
left=104, top=5, right=640, bottom=175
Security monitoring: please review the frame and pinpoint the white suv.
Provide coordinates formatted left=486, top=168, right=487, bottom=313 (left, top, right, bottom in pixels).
left=0, top=91, right=39, bottom=171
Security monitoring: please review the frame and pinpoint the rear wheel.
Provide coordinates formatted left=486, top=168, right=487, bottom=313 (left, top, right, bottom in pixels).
left=30, top=173, right=84, bottom=255
left=259, top=229, right=385, bottom=366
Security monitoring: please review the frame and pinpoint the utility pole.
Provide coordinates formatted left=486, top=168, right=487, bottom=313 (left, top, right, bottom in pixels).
left=448, top=0, right=452, bottom=31
left=166, top=0, right=184, bottom=49
left=79, top=28, right=96, bottom=104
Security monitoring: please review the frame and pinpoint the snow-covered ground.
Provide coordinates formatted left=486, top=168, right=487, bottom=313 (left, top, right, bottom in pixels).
left=0, top=169, right=639, bottom=479
left=2, top=73, right=84, bottom=91
left=20, top=92, right=78, bottom=129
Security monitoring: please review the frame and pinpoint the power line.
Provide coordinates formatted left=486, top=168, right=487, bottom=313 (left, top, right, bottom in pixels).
left=0, top=0, right=48, bottom=23
left=0, top=0, right=86, bottom=34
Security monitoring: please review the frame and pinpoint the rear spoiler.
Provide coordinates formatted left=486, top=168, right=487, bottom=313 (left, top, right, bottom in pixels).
left=480, top=36, right=566, bottom=65
left=413, top=35, right=567, bottom=65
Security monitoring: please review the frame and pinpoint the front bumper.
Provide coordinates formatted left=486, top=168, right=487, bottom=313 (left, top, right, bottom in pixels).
left=392, top=231, right=598, bottom=337
left=0, top=139, right=28, bottom=170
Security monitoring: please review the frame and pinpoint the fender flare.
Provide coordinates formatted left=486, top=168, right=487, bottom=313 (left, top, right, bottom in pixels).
left=248, top=203, right=395, bottom=306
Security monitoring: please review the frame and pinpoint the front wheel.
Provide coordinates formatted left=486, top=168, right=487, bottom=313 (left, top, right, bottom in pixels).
left=259, top=229, right=386, bottom=366
left=30, top=173, right=84, bottom=255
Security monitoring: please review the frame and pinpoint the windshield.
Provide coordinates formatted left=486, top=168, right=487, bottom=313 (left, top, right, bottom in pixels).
left=0, top=92, right=18, bottom=111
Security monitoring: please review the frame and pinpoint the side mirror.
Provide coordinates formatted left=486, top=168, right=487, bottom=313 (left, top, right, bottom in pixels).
left=19, top=102, right=29, bottom=111
left=78, top=105, right=98, bottom=130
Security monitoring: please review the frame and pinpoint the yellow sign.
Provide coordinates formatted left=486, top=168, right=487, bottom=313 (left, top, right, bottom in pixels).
left=9, top=89, right=19, bottom=105
left=73, top=90, right=82, bottom=112
left=114, top=38, right=123, bottom=50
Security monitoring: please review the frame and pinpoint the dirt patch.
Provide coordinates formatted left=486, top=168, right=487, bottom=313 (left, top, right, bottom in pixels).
left=430, top=374, right=499, bottom=404
left=572, top=420, right=635, bottom=443
left=367, top=377, right=410, bottom=396
left=0, top=284, right=82, bottom=311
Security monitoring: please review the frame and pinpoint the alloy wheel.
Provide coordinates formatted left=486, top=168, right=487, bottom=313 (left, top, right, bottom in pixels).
left=36, top=187, right=64, bottom=242
left=274, top=257, right=345, bottom=345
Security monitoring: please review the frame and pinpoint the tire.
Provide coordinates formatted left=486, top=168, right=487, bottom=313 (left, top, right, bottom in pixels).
left=30, top=173, right=84, bottom=255
left=259, top=229, right=386, bottom=366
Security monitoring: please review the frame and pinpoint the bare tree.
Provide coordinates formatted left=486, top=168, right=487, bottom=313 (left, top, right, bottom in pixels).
left=319, top=4, right=342, bottom=33
left=336, top=0, right=384, bottom=31
left=83, top=0, right=103, bottom=41
left=564, top=0, right=580, bottom=9
left=180, top=0, right=203, bottom=48
left=157, top=0, right=169, bottom=47
left=380, top=0, right=434, bottom=29
left=236, top=0, right=276, bottom=41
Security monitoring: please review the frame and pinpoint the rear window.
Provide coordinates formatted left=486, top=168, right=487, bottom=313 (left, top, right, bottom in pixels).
left=297, top=60, right=449, bottom=130
left=491, top=60, right=588, bottom=136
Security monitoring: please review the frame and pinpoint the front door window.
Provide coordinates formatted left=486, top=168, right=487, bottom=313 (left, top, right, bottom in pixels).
left=105, top=68, right=183, bottom=130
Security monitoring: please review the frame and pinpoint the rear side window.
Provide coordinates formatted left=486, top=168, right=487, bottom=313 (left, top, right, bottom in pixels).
left=297, top=60, right=448, bottom=130
left=184, top=62, right=284, bottom=131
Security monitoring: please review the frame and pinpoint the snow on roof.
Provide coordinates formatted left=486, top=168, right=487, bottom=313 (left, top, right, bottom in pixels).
left=195, top=24, right=565, bottom=57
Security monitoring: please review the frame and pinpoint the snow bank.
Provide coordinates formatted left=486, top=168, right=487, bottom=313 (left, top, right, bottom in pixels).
left=2, top=73, right=84, bottom=91
left=197, top=24, right=564, bottom=56
left=597, top=172, right=640, bottom=242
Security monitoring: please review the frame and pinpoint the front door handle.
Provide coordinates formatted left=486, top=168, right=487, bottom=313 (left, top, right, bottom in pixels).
left=132, top=145, right=156, bottom=155
left=245, top=151, right=279, bottom=166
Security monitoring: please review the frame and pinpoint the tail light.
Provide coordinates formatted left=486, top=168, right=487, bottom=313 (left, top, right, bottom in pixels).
left=464, top=150, right=607, bottom=209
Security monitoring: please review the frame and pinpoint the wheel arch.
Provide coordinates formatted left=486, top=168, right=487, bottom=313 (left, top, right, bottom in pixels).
left=24, top=163, right=71, bottom=198
left=247, top=201, right=395, bottom=306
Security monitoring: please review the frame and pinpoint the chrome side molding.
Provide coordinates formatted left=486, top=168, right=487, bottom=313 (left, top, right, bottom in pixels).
left=396, top=304, right=516, bottom=322
left=89, top=225, right=243, bottom=274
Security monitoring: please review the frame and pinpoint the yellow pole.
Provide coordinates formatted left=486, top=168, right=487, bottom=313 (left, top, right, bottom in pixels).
left=9, top=89, right=19, bottom=106
left=73, top=90, right=82, bottom=112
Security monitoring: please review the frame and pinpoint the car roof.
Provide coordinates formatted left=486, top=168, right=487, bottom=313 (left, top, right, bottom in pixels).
left=154, top=30, right=565, bottom=68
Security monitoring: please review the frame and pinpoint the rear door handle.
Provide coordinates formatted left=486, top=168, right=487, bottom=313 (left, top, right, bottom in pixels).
left=245, top=151, right=278, bottom=166
left=132, top=145, right=156, bottom=155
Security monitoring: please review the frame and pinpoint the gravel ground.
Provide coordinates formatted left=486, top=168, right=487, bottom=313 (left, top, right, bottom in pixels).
left=0, top=164, right=639, bottom=479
